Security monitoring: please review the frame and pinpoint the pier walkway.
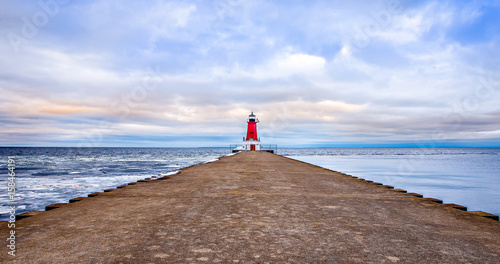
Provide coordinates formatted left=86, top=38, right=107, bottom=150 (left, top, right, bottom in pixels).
left=1, top=152, right=500, bottom=263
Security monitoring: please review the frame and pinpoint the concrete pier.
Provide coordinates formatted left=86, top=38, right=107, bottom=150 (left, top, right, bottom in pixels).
left=1, top=152, right=500, bottom=263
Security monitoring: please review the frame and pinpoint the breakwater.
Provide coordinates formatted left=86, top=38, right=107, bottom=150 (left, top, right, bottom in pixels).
left=1, top=152, right=499, bottom=263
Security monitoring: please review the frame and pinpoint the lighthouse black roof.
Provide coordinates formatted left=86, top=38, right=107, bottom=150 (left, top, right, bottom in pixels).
left=248, top=111, right=258, bottom=122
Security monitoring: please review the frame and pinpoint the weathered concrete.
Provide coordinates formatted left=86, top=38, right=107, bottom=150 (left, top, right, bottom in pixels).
left=1, top=152, right=499, bottom=263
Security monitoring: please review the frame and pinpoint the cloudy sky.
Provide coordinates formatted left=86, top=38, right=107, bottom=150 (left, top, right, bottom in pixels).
left=1, top=0, right=500, bottom=147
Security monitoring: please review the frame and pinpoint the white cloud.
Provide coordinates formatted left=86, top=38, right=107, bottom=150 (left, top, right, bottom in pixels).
left=210, top=52, right=326, bottom=80
left=1, top=0, right=500, bottom=146
left=377, top=2, right=450, bottom=44
left=270, top=53, right=326, bottom=77
left=142, top=2, right=197, bottom=30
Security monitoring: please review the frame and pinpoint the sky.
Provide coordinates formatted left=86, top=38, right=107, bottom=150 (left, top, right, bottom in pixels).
left=1, top=0, right=500, bottom=147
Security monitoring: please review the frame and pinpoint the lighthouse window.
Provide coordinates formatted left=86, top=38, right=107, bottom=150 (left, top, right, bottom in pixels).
left=249, top=118, right=255, bottom=122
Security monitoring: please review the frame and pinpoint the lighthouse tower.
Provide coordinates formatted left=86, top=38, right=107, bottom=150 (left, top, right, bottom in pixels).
left=242, top=111, right=261, bottom=151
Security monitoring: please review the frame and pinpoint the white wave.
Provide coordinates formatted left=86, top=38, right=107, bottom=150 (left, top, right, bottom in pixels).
left=158, top=170, right=180, bottom=177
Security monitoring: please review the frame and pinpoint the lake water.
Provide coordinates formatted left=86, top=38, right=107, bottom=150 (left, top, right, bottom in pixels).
left=0, top=147, right=229, bottom=220
left=283, top=148, right=500, bottom=217
left=1, top=147, right=499, bottom=220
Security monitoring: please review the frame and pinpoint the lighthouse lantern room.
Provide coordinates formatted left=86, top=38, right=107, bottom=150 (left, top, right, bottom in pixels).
left=242, top=111, right=261, bottom=151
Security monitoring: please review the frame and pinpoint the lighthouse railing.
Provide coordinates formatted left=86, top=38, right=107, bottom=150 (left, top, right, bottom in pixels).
left=229, top=144, right=278, bottom=154
left=260, top=144, right=278, bottom=154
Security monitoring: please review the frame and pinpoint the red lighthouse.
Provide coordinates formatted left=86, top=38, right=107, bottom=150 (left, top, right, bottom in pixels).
left=232, top=111, right=275, bottom=153
left=242, top=111, right=260, bottom=151
left=246, top=112, right=258, bottom=141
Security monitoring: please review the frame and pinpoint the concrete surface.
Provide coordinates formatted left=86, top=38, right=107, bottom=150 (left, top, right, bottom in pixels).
left=1, top=152, right=499, bottom=263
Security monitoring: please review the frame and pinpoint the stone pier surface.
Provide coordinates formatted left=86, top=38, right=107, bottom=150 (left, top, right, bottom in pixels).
left=1, top=152, right=500, bottom=263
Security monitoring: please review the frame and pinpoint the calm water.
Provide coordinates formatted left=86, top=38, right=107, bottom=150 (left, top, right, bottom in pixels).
left=1, top=147, right=499, bottom=220
left=283, top=148, right=500, bottom=217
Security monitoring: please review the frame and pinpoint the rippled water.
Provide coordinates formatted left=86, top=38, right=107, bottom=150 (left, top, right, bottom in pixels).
left=1, top=147, right=499, bottom=220
left=0, top=147, right=229, bottom=220
left=283, top=148, right=500, bottom=217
